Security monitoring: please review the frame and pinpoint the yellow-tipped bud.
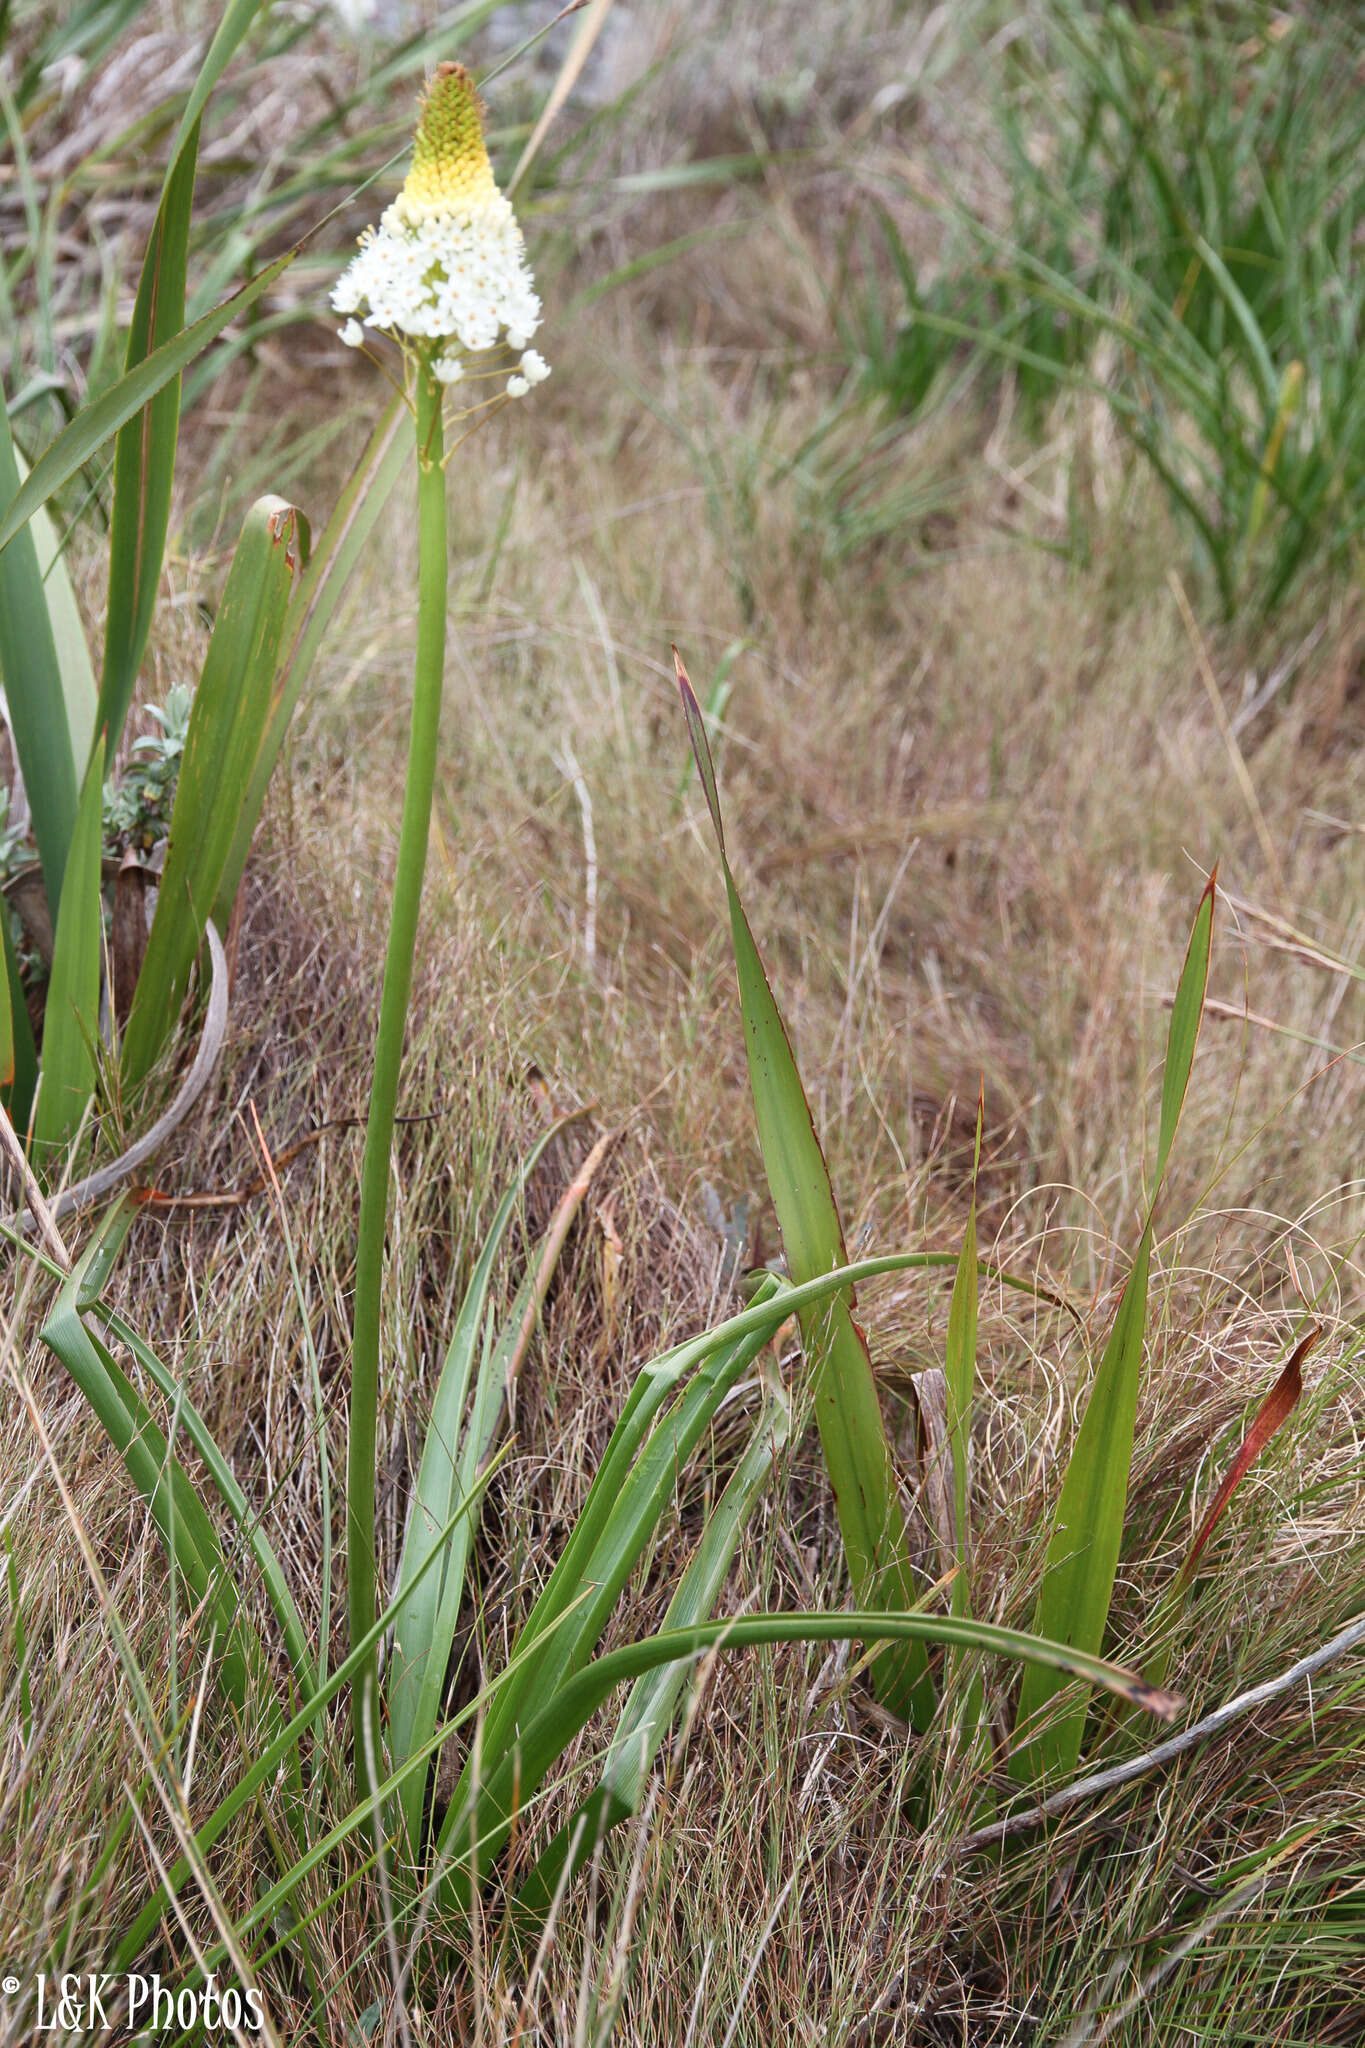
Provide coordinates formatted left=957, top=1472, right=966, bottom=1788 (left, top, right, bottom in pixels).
left=397, top=63, right=499, bottom=224
left=332, top=60, right=548, bottom=383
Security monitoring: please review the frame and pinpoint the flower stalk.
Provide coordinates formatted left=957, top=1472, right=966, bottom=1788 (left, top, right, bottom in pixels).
left=338, top=60, right=549, bottom=1811
left=348, top=361, right=447, bottom=1795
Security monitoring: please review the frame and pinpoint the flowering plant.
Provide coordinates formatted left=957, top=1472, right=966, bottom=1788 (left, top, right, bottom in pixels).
left=333, top=63, right=550, bottom=401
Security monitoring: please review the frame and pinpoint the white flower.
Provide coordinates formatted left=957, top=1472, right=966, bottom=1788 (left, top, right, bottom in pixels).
left=506, top=375, right=529, bottom=398
left=519, top=350, right=550, bottom=385
left=339, top=318, right=366, bottom=348
left=331, top=63, right=548, bottom=391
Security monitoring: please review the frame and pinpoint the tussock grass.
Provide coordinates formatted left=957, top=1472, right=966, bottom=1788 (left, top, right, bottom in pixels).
left=4, top=3, right=1365, bottom=2041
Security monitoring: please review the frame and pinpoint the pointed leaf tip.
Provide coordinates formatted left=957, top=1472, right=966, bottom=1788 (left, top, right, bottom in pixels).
left=1177, top=1323, right=1315, bottom=1589
left=674, top=646, right=726, bottom=854
left=1155, top=875, right=1215, bottom=1191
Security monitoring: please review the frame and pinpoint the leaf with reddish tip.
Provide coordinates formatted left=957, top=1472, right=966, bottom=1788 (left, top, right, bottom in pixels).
left=675, top=646, right=934, bottom=1729
left=1178, top=1326, right=1315, bottom=1589
left=674, top=647, right=726, bottom=853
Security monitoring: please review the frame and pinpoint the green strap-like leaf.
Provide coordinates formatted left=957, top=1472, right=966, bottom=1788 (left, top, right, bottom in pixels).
left=22, top=450, right=96, bottom=773
left=0, top=388, right=77, bottom=915
left=1156, top=874, right=1216, bottom=1186
left=438, top=1607, right=1180, bottom=1915
left=1013, top=877, right=1214, bottom=1786
left=946, top=1092, right=982, bottom=1623
left=0, top=247, right=297, bottom=565
left=675, top=649, right=934, bottom=1729
left=214, top=394, right=408, bottom=931
left=388, top=1114, right=584, bottom=1856
left=0, top=908, right=37, bottom=1130
left=96, top=127, right=200, bottom=760
left=513, top=1384, right=795, bottom=1934
left=41, top=1215, right=255, bottom=1708
left=0, top=929, right=12, bottom=1092
left=121, top=495, right=305, bottom=1090
left=433, top=1284, right=789, bottom=1895
left=31, top=736, right=105, bottom=1161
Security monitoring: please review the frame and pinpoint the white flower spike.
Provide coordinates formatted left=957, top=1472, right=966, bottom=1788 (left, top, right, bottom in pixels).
left=332, top=62, right=547, bottom=389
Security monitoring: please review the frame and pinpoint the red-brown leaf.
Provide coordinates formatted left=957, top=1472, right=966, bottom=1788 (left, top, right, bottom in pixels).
left=1177, top=1325, right=1318, bottom=1587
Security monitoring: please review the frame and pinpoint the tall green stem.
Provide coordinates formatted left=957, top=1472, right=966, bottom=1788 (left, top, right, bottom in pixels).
left=348, top=363, right=446, bottom=1798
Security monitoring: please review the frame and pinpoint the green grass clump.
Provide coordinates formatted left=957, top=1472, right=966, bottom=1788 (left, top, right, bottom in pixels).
left=851, top=1, right=1365, bottom=620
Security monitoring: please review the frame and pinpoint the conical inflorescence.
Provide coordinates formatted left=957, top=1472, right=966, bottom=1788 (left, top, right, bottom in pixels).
left=332, top=63, right=549, bottom=393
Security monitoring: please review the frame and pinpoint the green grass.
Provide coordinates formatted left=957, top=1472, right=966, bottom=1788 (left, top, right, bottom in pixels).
left=848, top=2, right=1365, bottom=623
left=2, top=1, right=1365, bottom=2041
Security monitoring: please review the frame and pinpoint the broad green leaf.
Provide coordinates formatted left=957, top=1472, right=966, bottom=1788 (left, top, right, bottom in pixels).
left=122, top=495, right=305, bottom=1091
left=0, top=933, right=12, bottom=1089
left=1013, top=879, right=1214, bottom=1786
left=0, top=908, right=37, bottom=1130
left=20, top=450, right=96, bottom=771
left=41, top=1215, right=255, bottom=1708
left=80, top=0, right=277, bottom=756
left=0, top=247, right=296, bottom=564
left=513, top=1383, right=795, bottom=1933
left=31, top=736, right=105, bottom=1160
left=1155, top=874, right=1216, bottom=1186
left=215, top=394, right=408, bottom=930
left=0, top=388, right=77, bottom=915
left=97, top=127, right=200, bottom=760
left=1012, top=1227, right=1153, bottom=1788
left=388, top=1113, right=587, bottom=1857
left=433, top=1279, right=789, bottom=1894
left=675, top=649, right=934, bottom=1729
left=946, top=1092, right=982, bottom=1623
left=438, top=1606, right=1179, bottom=1913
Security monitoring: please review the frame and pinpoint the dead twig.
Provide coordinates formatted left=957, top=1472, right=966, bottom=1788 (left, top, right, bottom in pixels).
left=959, top=1607, right=1365, bottom=1857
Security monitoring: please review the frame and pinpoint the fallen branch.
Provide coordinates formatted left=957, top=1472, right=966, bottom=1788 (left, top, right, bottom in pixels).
left=960, top=1608, right=1365, bottom=1856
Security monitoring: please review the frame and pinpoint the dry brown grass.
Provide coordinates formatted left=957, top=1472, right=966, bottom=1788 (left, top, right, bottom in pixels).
left=4, top=4, right=1365, bottom=2042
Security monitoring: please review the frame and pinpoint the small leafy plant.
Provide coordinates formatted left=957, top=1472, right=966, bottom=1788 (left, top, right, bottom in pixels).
left=100, top=684, right=192, bottom=856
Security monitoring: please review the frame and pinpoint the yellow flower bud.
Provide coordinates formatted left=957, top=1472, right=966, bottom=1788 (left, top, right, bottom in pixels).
left=395, top=63, right=499, bottom=225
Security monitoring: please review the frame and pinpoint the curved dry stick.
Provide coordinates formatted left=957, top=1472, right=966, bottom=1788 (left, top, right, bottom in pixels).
left=960, top=1607, right=1365, bottom=1857
left=6, top=920, right=229, bottom=1234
